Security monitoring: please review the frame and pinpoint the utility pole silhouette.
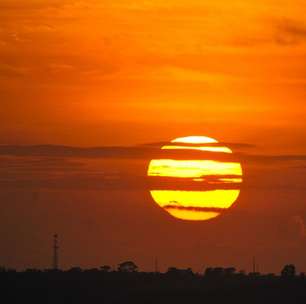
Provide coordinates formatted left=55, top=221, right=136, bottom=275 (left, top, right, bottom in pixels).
left=252, top=256, right=256, bottom=273
left=53, top=234, right=59, bottom=270
left=257, top=262, right=260, bottom=273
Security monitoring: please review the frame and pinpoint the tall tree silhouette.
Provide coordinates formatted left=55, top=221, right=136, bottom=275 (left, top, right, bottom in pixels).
left=118, top=261, right=138, bottom=272
left=281, top=264, right=296, bottom=277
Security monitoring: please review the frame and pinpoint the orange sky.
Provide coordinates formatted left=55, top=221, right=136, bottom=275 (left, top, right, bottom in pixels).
left=1, top=0, right=306, bottom=150
left=0, top=1, right=306, bottom=273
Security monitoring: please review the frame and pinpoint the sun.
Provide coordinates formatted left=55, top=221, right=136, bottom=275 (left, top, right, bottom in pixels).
left=147, top=136, right=243, bottom=221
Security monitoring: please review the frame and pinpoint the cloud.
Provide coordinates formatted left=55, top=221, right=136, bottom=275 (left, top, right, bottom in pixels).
left=148, top=175, right=241, bottom=191
left=275, top=19, right=306, bottom=45
left=226, top=18, right=306, bottom=48
left=0, top=0, right=71, bottom=10
left=238, top=153, right=306, bottom=163
left=0, top=156, right=84, bottom=172
left=0, top=143, right=305, bottom=192
left=0, top=144, right=162, bottom=159
left=0, top=155, right=146, bottom=191
left=0, top=144, right=306, bottom=165
left=0, top=64, right=28, bottom=78
left=142, top=141, right=255, bottom=149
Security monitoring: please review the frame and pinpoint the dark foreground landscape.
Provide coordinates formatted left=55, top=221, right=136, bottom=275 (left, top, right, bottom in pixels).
left=2, top=264, right=306, bottom=303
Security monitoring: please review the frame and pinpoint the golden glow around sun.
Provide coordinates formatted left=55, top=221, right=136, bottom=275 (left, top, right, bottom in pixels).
left=147, top=136, right=243, bottom=221
left=172, top=136, right=218, bottom=144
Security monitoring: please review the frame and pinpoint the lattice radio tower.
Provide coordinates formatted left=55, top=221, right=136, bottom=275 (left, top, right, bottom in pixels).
left=53, top=234, right=59, bottom=270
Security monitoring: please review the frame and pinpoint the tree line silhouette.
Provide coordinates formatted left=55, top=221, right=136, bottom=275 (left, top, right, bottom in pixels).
left=0, top=261, right=299, bottom=277
left=1, top=262, right=306, bottom=303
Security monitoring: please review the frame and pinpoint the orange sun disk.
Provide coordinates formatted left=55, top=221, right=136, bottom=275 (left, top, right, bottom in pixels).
left=147, top=136, right=243, bottom=221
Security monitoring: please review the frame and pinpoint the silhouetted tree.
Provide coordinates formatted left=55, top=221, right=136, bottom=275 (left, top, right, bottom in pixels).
left=25, top=268, right=41, bottom=273
left=281, top=264, right=296, bottom=277
left=3, top=264, right=306, bottom=304
left=167, top=267, right=193, bottom=277
left=68, top=267, right=83, bottom=273
left=6, top=268, right=16, bottom=273
left=266, top=273, right=275, bottom=279
left=205, top=267, right=224, bottom=278
left=224, top=267, right=236, bottom=276
left=100, top=265, right=111, bottom=272
left=118, top=261, right=138, bottom=272
left=84, top=268, right=99, bottom=274
left=167, top=267, right=179, bottom=274
left=249, top=272, right=260, bottom=277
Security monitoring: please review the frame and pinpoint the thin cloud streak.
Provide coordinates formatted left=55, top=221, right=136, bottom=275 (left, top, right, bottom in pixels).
left=0, top=144, right=306, bottom=164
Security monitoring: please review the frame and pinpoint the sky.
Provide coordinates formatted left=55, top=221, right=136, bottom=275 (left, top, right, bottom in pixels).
left=0, top=0, right=306, bottom=273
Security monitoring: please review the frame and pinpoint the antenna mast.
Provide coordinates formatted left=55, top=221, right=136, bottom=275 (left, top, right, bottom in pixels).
left=53, top=234, right=59, bottom=270
left=252, top=256, right=256, bottom=273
